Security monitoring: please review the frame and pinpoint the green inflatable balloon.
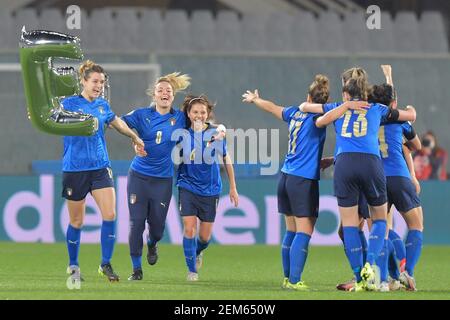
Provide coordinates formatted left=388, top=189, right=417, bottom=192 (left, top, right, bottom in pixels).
left=19, top=27, right=98, bottom=136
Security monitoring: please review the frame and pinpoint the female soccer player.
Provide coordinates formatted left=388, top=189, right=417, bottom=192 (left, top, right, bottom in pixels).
left=242, top=75, right=365, bottom=290
left=122, top=73, right=226, bottom=281
left=373, top=65, right=423, bottom=291
left=301, top=67, right=416, bottom=291
left=63, top=60, right=144, bottom=289
left=177, top=94, right=238, bottom=281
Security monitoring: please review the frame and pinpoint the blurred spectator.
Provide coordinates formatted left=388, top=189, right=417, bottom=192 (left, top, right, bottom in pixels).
left=413, top=131, right=448, bottom=180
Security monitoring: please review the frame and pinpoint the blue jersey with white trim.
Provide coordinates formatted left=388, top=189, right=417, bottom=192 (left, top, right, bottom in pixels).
left=281, top=106, right=326, bottom=180
left=62, top=95, right=116, bottom=172
left=379, top=121, right=414, bottom=178
left=323, top=102, right=390, bottom=157
left=177, top=125, right=227, bottom=196
left=122, top=106, right=186, bottom=178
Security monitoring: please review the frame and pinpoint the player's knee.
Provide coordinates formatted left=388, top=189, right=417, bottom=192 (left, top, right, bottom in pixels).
left=184, top=227, right=197, bottom=238
left=102, top=211, right=116, bottom=221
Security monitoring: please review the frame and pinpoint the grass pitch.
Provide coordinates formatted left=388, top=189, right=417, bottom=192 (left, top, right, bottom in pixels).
left=0, top=242, right=449, bottom=300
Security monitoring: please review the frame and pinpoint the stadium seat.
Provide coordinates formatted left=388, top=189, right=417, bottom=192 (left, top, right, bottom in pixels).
left=240, top=14, right=268, bottom=52
left=113, top=8, right=140, bottom=52
left=190, top=10, right=216, bottom=52
left=14, top=9, right=40, bottom=38
left=138, top=9, right=164, bottom=52
left=84, top=8, right=115, bottom=52
left=265, top=12, right=295, bottom=52
left=394, top=11, right=422, bottom=52
left=290, top=11, right=319, bottom=52
left=0, top=10, right=15, bottom=51
left=419, top=11, right=449, bottom=53
left=162, top=10, right=192, bottom=52
left=343, top=11, right=370, bottom=53
left=38, top=8, right=66, bottom=33
left=367, top=12, right=395, bottom=52
left=317, top=11, right=345, bottom=53
left=215, top=11, right=241, bottom=52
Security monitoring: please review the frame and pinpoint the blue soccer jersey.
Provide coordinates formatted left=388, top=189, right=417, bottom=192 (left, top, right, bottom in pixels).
left=177, top=124, right=227, bottom=196
left=379, top=121, right=414, bottom=178
left=281, top=106, right=327, bottom=180
left=323, top=102, right=391, bottom=157
left=61, top=95, right=116, bottom=172
left=122, top=106, right=186, bottom=178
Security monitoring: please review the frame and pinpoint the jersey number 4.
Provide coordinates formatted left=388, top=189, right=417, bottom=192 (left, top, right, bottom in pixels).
left=341, top=110, right=368, bottom=138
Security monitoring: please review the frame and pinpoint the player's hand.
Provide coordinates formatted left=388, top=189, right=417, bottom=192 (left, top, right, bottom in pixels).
left=347, top=100, right=370, bottom=111
left=229, top=188, right=239, bottom=207
left=411, top=176, right=421, bottom=194
left=212, top=124, right=226, bottom=141
left=320, top=157, right=334, bottom=171
left=132, top=137, right=147, bottom=157
left=242, top=90, right=259, bottom=103
left=381, top=65, right=392, bottom=77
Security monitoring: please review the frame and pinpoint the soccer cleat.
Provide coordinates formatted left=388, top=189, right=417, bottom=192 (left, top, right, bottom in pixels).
left=399, top=271, right=417, bottom=291
left=187, top=272, right=199, bottom=281
left=66, top=265, right=81, bottom=290
left=66, top=266, right=85, bottom=282
left=127, top=268, right=143, bottom=281
left=349, top=281, right=365, bottom=292
left=281, top=277, right=289, bottom=289
left=98, top=263, right=120, bottom=282
left=360, top=262, right=380, bottom=291
left=147, top=243, right=158, bottom=265
left=379, top=281, right=390, bottom=292
left=336, top=277, right=356, bottom=291
left=388, top=277, right=403, bottom=291
left=196, top=251, right=204, bottom=271
left=285, top=281, right=309, bottom=291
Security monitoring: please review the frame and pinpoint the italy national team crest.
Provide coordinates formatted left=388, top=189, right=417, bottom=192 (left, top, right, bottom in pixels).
left=66, top=188, right=72, bottom=196
left=170, top=117, right=176, bottom=126
left=130, top=194, right=137, bottom=204
left=99, top=106, right=104, bottom=114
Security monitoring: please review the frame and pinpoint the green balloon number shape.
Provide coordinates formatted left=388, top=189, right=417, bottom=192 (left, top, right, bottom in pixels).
left=19, top=28, right=98, bottom=136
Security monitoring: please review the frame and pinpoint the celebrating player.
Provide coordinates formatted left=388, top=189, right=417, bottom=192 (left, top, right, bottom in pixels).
left=177, top=94, right=238, bottom=281
left=63, top=60, right=144, bottom=289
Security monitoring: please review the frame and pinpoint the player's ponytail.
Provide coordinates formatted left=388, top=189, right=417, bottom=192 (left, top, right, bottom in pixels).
left=308, top=74, right=330, bottom=104
left=147, top=72, right=191, bottom=97
left=342, top=67, right=369, bottom=100
left=79, top=60, right=104, bottom=80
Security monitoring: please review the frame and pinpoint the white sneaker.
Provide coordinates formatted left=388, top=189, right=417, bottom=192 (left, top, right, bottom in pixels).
left=66, top=265, right=81, bottom=290
left=187, top=272, right=199, bottom=281
left=379, top=281, right=390, bottom=292
left=388, top=277, right=403, bottom=291
left=399, top=271, right=417, bottom=291
left=196, top=252, right=204, bottom=271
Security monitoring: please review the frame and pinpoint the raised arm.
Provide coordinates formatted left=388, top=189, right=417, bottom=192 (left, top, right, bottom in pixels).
left=381, top=65, right=393, bottom=86
left=242, top=89, right=283, bottom=120
left=223, top=154, right=239, bottom=207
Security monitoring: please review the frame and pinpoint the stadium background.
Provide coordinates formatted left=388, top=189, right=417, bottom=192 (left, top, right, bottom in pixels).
left=1, top=0, right=450, bottom=246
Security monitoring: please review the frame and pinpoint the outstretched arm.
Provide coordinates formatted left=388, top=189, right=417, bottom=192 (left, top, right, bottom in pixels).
left=223, top=154, right=239, bottom=207
left=242, top=89, right=283, bottom=120
left=110, top=117, right=145, bottom=150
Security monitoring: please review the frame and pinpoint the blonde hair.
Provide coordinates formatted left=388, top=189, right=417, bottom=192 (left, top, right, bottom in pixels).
left=308, top=74, right=330, bottom=104
left=78, top=60, right=104, bottom=80
left=341, top=67, right=369, bottom=100
left=146, top=72, right=191, bottom=97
